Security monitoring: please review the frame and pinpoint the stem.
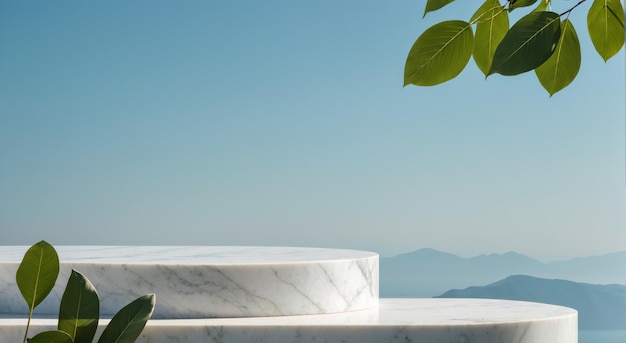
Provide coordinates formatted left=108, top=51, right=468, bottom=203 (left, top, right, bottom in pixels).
left=23, top=251, right=43, bottom=343
left=560, top=0, right=588, bottom=16
left=470, top=0, right=587, bottom=26
left=22, top=314, right=32, bottom=343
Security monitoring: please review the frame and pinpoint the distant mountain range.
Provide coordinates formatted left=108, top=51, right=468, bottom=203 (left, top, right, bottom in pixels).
left=437, top=275, right=626, bottom=330
left=380, top=248, right=626, bottom=297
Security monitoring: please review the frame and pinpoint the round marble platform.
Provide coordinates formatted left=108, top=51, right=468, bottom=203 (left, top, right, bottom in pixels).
left=0, top=299, right=578, bottom=343
left=0, top=246, right=378, bottom=319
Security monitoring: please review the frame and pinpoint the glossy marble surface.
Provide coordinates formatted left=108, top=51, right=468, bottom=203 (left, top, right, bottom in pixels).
left=0, top=246, right=378, bottom=318
left=0, top=299, right=578, bottom=343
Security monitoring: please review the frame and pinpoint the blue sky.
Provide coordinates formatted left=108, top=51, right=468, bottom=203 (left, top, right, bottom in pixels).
left=1, top=1, right=624, bottom=260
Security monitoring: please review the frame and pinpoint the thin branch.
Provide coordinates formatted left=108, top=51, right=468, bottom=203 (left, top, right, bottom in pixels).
left=559, top=0, right=588, bottom=16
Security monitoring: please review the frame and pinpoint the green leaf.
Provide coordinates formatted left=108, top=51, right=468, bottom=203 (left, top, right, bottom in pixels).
left=472, top=0, right=509, bottom=76
left=489, top=11, right=561, bottom=76
left=58, top=270, right=100, bottom=343
left=509, top=0, right=539, bottom=12
left=534, top=0, right=550, bottom=12
left=404, top=20, right=474, bottom=86
left=16, top=240, right=60, bottom=310
left=27, top=330, right=74, bottom=343
left=98, top=294, right=155, bottom=343
left=424, top=0, right=456, bottom=17
left=587, top=0, right=625, bottom=61
left=535, top=19, right=581, bottom=96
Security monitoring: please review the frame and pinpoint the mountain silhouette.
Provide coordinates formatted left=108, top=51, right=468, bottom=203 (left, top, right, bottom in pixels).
left=436, top=275, right=626, bottom=330
left=380, top=248, right=626, bottom=297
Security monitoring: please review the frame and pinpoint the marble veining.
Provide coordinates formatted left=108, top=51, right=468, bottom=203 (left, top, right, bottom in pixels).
left=0, top=246, right=378, bottom=318
left=0, top=246, right=577, bottom=342
left=0, top=299, right=578, bottom=343
left=0, top=246, right=377, bottom=264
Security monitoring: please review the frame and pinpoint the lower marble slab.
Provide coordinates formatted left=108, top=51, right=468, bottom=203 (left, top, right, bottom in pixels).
left=0, top=298, right=577, bottom=343
left=0, top=246, right=378, bottom=318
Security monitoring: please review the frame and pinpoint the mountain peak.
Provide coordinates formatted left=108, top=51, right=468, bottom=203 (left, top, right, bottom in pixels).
left=393, top=247, right=460, bottom=259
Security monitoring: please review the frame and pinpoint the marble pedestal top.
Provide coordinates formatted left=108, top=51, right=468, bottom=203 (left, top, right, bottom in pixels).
left=0, top=246, right=378, bottom=318
left=0, top=299, right=578, bottom=343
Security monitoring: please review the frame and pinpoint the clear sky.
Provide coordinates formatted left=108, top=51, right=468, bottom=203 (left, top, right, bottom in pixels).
left=1, top=1, right=624, bottom=260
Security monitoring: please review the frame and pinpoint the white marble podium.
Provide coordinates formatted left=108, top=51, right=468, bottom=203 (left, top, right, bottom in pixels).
left=0, top=246, right=378, bottom=318
left=0, top=246, right=577, bottom=343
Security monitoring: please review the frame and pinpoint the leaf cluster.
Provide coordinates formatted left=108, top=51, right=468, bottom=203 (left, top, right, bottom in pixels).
left=404, top=0, right=624, bottom=95
left=16, top=241, right=156, bottom=343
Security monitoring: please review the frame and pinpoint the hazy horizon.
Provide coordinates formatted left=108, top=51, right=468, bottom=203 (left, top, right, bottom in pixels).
left=2, top=242, right=624, bottom=264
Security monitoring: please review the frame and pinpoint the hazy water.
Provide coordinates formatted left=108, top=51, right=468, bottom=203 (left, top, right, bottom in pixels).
left=579, top=330, right=626, bottom=343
